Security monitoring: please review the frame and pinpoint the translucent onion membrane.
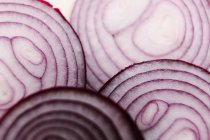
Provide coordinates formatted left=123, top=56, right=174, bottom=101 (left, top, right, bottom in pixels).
left=99, top=59, right=210, bottom=140
left=0, top=0, right=85, bottom=118
left=70, top=0, right=210, bottom=90
left=0, top=88, right=143, bottom=140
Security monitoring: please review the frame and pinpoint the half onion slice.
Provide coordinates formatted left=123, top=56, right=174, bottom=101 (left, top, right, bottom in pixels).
left=0, top=0, right=85, bottom=117
left=100, top=59, right=210, bottom=140
left=0, top=88, right=142, bottom=140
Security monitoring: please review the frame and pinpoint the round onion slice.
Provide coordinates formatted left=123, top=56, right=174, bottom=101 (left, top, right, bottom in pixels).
left=0, top=88, right=143, bottom=140
left=0, top=0, right=85, bottom=118
left=99, top=59, right=210, bottom=140
left=70, top=0, right=210, bottom=90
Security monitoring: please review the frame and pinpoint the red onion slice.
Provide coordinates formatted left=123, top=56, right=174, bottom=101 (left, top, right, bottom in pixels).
left=0, top=0, right=85, bottom=118
left=99, top=59, right=210, bottom=140
left=0, top=88, right=142, bottom=140
left=70, top=0, right=210, bottom=90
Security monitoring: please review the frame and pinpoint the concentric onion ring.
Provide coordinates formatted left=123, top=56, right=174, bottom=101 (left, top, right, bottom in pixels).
left=70, top=0, right=210, bottom=90
left=0, top=88, right=142, bottom=140
left=0, top=0, right=85, bottom=117
left=99, top=59, right=210, bottom=140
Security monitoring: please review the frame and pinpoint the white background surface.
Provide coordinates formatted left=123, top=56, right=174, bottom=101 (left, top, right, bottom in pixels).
left=45, top=0, right=76, bottom=19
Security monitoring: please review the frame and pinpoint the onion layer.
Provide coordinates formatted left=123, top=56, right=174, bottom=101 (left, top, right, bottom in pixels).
left=0, top=0, right=85, bottom=118
left=99, top=59, right=210, bottom=140
left=70, top=0, right=210, bottom=90
left=0, top=88, right=142, bottom=140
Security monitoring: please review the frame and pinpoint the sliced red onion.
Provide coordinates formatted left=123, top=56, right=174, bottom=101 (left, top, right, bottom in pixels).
left=0, top=0, right=85, bottom=118
left=0, top=88, right=142, bottom=140
left=70, top=0, right=210, bottom=90
left=99, top=59, right=210, bottom=140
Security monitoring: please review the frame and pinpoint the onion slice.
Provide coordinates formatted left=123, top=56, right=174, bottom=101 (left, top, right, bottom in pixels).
left=99, top=59, right=210, bottom=140
left=0, top=88, right=143, bottom=140
left=70, top=0, right=210, bottom=90
left=0, top=0, right=85, bottom=118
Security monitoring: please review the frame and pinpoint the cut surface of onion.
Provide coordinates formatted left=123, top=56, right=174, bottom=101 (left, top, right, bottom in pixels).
left=99, top=59, right=210, bottom=140
left=70, top=0, right=210, bottom=90
left=0, top=88, right=143, bottom=140
left=0, top=0, right=85, bottom=118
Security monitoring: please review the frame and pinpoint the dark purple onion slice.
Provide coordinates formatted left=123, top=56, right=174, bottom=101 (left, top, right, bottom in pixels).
left=0, top=88, right=142, bottom=140
left=70, top=0, right=210, bottom=90
left=0, top=0, right=85, bottom=117
left=99, top=59, right=210, bottom=140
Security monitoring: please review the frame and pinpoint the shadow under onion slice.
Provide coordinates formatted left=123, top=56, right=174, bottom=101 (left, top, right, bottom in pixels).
left=99, top=59, right=210, bottom=140
left=0, top=88, right=143, bottom=140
